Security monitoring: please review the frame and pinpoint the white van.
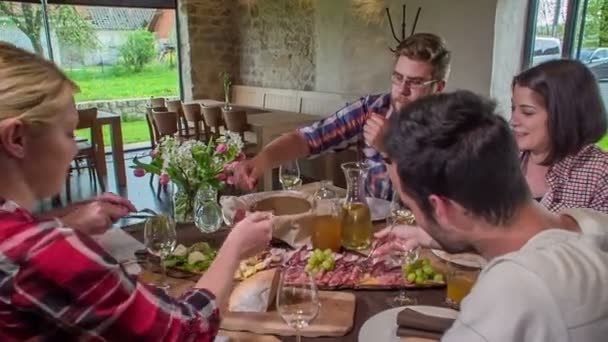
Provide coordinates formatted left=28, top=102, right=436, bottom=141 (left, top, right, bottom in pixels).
left=532, top=37, right=562, bottom=66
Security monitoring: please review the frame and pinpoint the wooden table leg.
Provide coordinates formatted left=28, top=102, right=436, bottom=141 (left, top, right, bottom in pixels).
left=109, top=118, right=127, bottom=187
left=93, top=124, right=107, bottom=179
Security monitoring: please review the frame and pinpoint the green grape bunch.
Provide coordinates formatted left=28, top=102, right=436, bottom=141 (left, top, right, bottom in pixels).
left=402, top=258, right=444, bottom=285
left=305, top=248, right=336, bottom=274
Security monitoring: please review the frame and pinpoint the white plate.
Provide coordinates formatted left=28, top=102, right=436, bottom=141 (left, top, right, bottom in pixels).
left=367, top=197, right=391, bottom=222
left=359, top=305, right=458, bottom=342
left=431, top=249, right=487, bottom=268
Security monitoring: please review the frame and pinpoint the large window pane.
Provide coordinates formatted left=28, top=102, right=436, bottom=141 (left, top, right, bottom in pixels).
left=0, top=1, right=51, bottom=59
left=529, top=0, right=570, bottom=66
left=574, top=0, right=608, bottom=149
left=47, top=5, right=179, bottom=102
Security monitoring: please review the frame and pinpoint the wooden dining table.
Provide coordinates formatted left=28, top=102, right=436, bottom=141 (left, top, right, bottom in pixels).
left=92, top=111, right=127, bottom=188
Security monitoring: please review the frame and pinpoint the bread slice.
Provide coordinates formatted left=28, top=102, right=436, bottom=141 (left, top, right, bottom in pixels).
left=228, top=269, right=280, bottom=312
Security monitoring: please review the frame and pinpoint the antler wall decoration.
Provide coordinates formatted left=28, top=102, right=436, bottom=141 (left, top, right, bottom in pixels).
left=385, top=4, right=421, bottom=52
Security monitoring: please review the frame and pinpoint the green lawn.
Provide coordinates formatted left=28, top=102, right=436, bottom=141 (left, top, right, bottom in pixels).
left=65, top=63, right=178, bottom=102
left=599, top=134, right=608, bottom=151
left=76, top=120, right=150, bottom=146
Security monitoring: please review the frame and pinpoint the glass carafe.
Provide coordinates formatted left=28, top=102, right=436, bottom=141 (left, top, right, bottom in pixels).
left=194, top=185, right=223, bottom=233
left=340, top=162, right=373, bottom=250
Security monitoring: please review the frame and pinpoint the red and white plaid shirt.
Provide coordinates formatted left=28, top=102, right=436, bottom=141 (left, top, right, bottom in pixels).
left=539, top=145, right=608, bottom=213
left=0, top=198, right=220, bottom=341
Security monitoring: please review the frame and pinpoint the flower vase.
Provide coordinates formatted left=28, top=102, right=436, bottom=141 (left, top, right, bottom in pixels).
left=173, top=184, right=197, bottom=224
left=224, top=88, right=232, bottom=111
left=194, top=185, right=223, bottom=233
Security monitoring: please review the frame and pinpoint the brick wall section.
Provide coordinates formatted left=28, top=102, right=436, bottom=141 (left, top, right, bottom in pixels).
left=179, top=0, right=239, bottom=101
left=234, top=0, right=315, bottom=90
left=178, top=0, right=315, bottom=100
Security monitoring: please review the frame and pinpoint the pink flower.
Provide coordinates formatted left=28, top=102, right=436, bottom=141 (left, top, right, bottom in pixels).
left=216, top=173, right=228, bottom=181
left=236, top=152, right=246, bottom=161
left=223, top=161, right=239, bottom=172
left=133, top=168, right=146, bottom=177
left=215, top=143, right=228, bottom=155
left=227, top=176, right=235, bottom=185
left=150, top=148, right=159, bottom=158
left=159, top=174, right=170, bottom=185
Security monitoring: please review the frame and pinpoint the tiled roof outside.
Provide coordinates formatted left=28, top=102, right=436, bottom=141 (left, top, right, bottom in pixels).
left=87, top=7, right=155, bottom=31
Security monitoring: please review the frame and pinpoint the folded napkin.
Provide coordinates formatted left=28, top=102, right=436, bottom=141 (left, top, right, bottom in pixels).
left=92, top=228, right=145, bottom=275
left=396, top=308, right=455, bottom=339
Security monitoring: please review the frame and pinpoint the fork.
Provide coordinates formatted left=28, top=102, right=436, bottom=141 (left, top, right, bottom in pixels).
left=123, top=208, right=159, bottom=219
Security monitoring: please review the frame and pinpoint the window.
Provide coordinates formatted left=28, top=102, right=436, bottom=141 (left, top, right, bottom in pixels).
left=0, top=1, right=51, bottom=59
left=1, top=1, right=181, bottom=149
left=47, top=5, right=179, bottom=103
left=526, top=0, right=608, bottom=150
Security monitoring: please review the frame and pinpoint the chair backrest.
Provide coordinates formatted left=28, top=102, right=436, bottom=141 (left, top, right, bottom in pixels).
left=182, top=103, right=203, bottom=122
left=222, top=109, right=248, bottom=134
left=76, top=107, right=98, bottom=130
left=152, top=109, right=178, bottom=137
left=166, top=100, right=182, bottom=116
left=202, top=106, right=223, bottom=127
left=150, top=97, right=166, bottom=108
left=145, top=106, right=160, bottom=146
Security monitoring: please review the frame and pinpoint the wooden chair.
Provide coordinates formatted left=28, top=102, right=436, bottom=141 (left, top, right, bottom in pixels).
left=150, top=97, right=166, bottom=108
left=222, top=108, right=248, bottom=141
left=67, top=107, right=105, bottom=201
left=202, top=106, right=224, bottom=139
left=222, top=108, right=257, bottom=157
left=182, top=103, right=208, bottom=141
left=150, top=108, right=178, bottom=198
left=166, top=100, right=189, bottom=137
left=152, top=107, right=178, bottom=138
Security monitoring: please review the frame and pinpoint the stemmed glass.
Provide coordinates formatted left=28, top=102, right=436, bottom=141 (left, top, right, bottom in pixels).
left=386, top=190, right=419, bottom=306
left=279, top=160, right=302, bottom=190
left=277, top=270, right=320, bottom=342
left=144, top=214, right=177, bottom=291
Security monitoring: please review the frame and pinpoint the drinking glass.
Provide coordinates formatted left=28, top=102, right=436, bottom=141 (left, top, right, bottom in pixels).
left=144, top=214, right=177, bottom=290
left=311, top=180, right=341, bottom=252
left=279, top=160, right=302, bottom=190
left=277, top=270, right=320, bottom=342
left=445, top=261, right=481, bottom=309
left=387, top=190, right=419, bottom=306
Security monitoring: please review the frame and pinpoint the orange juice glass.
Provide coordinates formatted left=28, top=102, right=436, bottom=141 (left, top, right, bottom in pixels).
left=446, top=262, right=480, bottom=308
left=310, top=215, right=342, bottom=252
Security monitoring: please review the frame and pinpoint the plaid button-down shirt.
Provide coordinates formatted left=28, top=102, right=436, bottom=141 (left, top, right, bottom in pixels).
left=0, top=199, right=219, bottom=341
left=541, top=145, right=608, bottom=213
left=298, top=93, right=393, bottom=200
left=522, top=145, right=608, bottom=213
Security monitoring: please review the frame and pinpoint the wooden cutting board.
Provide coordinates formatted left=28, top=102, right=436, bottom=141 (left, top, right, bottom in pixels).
left=218, top=330, right=281, bottom=342
left=221, top=291, right=356, bottom=338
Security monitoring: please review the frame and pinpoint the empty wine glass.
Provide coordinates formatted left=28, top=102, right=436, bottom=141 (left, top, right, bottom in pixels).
left=387, top=190, right=419, bottom=306
left=277, top=270, right=320, bottom=342
left=279, top=160, right=302, bottom=190
left=144, top=214, right=177, bottom=291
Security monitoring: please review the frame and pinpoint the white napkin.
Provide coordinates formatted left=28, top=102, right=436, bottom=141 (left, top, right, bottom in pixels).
left=92, top=228, right=145, bottom=275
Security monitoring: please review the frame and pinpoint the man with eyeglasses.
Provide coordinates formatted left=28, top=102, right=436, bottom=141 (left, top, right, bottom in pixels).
left=234, top=33, right=451, bottom=200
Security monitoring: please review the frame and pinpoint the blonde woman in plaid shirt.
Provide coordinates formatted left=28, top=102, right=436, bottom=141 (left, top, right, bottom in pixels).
left=511, top=59, right=608, bottom=213
left=0, top=42, right=273, bottom=341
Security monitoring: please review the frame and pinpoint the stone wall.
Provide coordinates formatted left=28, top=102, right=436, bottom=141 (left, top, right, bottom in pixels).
left=178, top=0, right=239, bottom=101
left=234, top=1, right=315, bottom=90
left=76, top=96, right=179, bottom=119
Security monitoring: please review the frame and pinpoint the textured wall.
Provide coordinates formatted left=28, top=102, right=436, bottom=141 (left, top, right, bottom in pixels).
left=235, top=0, right=315, bottom=90
left=178, top=0, right=239, bottom=101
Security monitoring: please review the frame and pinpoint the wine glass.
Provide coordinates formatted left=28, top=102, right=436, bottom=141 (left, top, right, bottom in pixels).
left=277, top=270, right=320, bottom=342
left=386, top=190, right=419, bottom=306
left=144, top=214, right=177, bottom=291
left=279, top=160, right=302, bottom=190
